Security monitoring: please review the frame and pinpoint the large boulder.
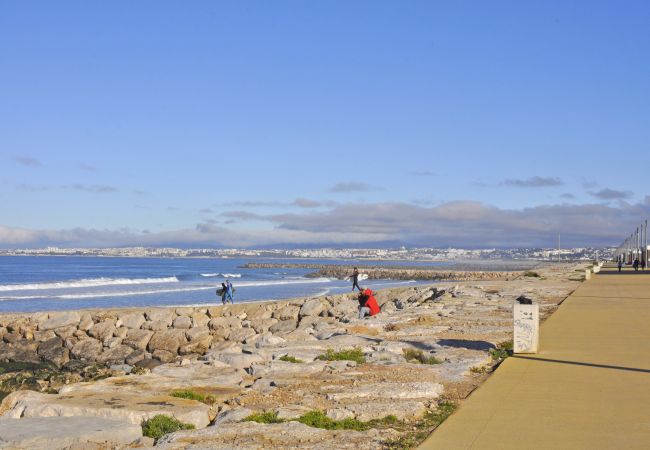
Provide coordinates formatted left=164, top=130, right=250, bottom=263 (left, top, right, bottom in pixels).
left=148, top=329, right=186, bottom=354
left=179, top=335, right=213, bottom=355
left=269, top=319, right=298, bottom=334
left=117, top=313, right=145, bottom=330
left=300, top=299, right=326, bottom=317
left=37, top=337, right=69, bottom=367
left=88, top=321, right=116, bottom=341
left=38, top=312, right=80, bottom=331
left=71, top=338, right=103, bottom=362
left=122, top=329, right=153, bottom=350
left=186, top=327, right=210, bottom=342
left=0, top=416, right=142, bottom=449
left=145, top=309, right=175, bottom=325
left=173, top=316, right=192, bottom=329
left=273, top=305, right=300, bottom=321
left=97, top=345, right=134, bottom=365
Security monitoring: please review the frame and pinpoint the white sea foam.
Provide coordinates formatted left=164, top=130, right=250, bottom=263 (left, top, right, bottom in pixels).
left=221, top=273, right=241, bottom=278
left=0, top=277, right=333, bottom=301
left=0, top=277, right=179, bottom=292
left=200, top=273, right=219, bottom=277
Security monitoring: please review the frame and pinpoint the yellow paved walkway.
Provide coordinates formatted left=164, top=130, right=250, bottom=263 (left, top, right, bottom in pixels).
left=420, top=266, right=650, bottom=450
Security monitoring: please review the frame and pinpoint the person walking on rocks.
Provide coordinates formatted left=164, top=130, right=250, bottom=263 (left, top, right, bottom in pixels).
left=357, top=287, right=380, bottom=319
left=351, top=267, right=361, bottom=291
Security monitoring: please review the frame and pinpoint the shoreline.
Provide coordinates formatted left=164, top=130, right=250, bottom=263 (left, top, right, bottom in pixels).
left=0, top=262, right=587, bottom=449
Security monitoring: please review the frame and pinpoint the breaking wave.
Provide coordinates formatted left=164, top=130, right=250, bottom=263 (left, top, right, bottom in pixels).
left=0, top=277, right=180, bottom=292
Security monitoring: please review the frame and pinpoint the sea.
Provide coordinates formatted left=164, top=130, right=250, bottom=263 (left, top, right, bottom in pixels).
left=0, top=256, right=448, bottom=313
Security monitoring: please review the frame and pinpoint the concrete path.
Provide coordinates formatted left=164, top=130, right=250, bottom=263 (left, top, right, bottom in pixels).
left=420, top=266, right=650, bottom=450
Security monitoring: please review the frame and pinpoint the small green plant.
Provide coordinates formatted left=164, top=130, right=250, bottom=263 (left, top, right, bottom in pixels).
left=316, top=348, right=366, bottom=364
left=131, top=366, right=149, bottom=375
left=382, top=401, right=456, bottom=449
left=524, top=271, right=540, bottom=277
left=169, top=390, right=214, bottom=404
left=489, top=340, right=513, bottom=360
left=245, top=411, right=284, bottom=424
left=279, top=355, right=303, bottom=363
left=403, top=348, right=442, bottom=365
left=297, top=410, right=399, bottom=431
left=141, top=414, right=195, bottom=441
left=470, top=365, right=489, bottom=374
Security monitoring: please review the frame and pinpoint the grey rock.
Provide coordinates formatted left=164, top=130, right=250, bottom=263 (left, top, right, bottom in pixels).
left=37, top=337, right=69, bottom=367
left=33, top=330, right=57, bottom=342
left=213, top=407, right=254, bottom=426
left=118, top=312, right=146, bottom=329
left=0, top=416, right=142, bottom=449
left=300, top=298, right=325, bottom=317
left=145, top=309, right=175, bottom=325
left=148, top=329, right=186, bottom=353
left=326, top=408, right=355, bottom=421
left=273, top=305, right=300, bottom=321
left=88, top=321, right=116, bottom=341
left=228, top=327, right=257, bottom=343
left=173, top=315, right=192, bottom=329
left=217, top=352, right=264, bottom=370
left=186, top=326, right=210, bottom=341
left=125, top=349, right=146, bottom=365
left=78, top=313, right=94, bottom=331
left=38, top=312, right=81, bottom=331
left=269, top=319, right=298, bottom=334
left=71, top=338, right=103, bottom=361
left=153, top=349, right=176, bottom=363
left=123, top=329, right=154, bottom=350
left=98, top=344, right=133, bottom=365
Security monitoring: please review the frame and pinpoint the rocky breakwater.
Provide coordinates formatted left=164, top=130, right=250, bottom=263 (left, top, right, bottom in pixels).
left=242, top=262, right=523, bottom=281
left=0, top=263, right=584, bottom=449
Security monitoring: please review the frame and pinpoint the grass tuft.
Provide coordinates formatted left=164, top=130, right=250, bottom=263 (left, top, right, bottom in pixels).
left=316, top=348, right=366, bottom=364
left=489, top=340, right=513, bottom=360
left=245, top=411, right=284, bottom=424
left=169, top=390, right=214, bottom=404
left=403, top=348, right=442, bottom=365
left=296, top=410, right=400, bottom=431
left=382, top=401, right=456, bottom=449
left=279, top=355, right=303, bottom=363
left=524, top=271, right=540, bottom=277
left=141, top=414, right=194, bottom=441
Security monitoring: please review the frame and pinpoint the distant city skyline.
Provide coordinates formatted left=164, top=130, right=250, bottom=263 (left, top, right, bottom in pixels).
left=1, top=2, right=649, bottom=248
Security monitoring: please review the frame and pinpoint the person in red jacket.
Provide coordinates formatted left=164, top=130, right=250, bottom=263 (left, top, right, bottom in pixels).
left=357, top=288, right=380, bottom=319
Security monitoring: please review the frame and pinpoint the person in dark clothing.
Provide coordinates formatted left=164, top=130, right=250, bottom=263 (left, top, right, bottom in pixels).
left=642, top=259, right=646, bottom=271
left=633, top=258, right=639, bottom=271
left=219, top=282, right=227, bottom=304
left=618, top=260, right=623, bottom=272
left=351, top=267, right=361, bottom=292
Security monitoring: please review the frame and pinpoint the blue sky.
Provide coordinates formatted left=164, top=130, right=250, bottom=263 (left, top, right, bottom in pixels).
left=1, top=1, right=649, bottom=248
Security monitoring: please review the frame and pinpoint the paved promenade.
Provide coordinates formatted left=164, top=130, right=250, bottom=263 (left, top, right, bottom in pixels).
left=420, top=266, right=650, bottom=449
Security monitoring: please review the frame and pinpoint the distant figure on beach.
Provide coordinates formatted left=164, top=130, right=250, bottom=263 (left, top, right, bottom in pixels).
left=633, top=258, right=639, bottom=271
left=618, top=260, right=623, bottom=272
left=351, top=267, right=361, bottom=291
left=642, top=259, right=646, bottom=271
left=226, top=279, right=234, bottom=303
left=357, top=287, right=380, bottom=319
left=220, top=282, right=228, bottom=304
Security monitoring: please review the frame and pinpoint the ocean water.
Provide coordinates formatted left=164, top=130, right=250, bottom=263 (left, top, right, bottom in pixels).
left=0, top=256, right=443, bottom=313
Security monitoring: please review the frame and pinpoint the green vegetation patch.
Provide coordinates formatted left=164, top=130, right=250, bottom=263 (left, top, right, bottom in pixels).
left=524, top=271, right=540, bottom=277
left=297, top=410, right=400, bottom=431
left=279, top=355, right=303, bottom=363
left=245, top=410, right=284, bottom=424
left=141, top=414, right=195, bottom=441
left=316, top=348, right=366, bottom=364
left=382, top=401, right=457, bottom=449
left=169, top=390, right=214, bottom=404
left=403, top=348, right=442, bottom=365
left=489, top=340, right=513, bottom=360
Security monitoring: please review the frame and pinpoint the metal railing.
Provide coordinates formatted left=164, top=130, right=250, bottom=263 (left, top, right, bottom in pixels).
left=615, top=220, right=648, bottom=265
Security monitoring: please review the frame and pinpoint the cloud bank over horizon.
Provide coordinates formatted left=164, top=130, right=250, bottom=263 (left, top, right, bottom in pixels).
left=2, top=197, right=648, bottom=249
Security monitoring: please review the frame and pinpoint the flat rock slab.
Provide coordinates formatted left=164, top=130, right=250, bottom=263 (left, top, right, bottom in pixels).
left=1, top=389, right=210, bottom=428
left=326, top=381, right=444, bottom=401
left=0, top=416, right=141, bottom=449
left=156, top=420, right=397, bottom=450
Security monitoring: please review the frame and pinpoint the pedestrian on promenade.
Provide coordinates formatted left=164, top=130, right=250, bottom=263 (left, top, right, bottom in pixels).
left=226, top=279, right=234, bottom=303
left=633, top=258, right=639, bottom=271
left=642, top=259, right=646, bottom=271
left=618, top=260, right=623, bottom=272
left=351, top=267, right=361, bottom=291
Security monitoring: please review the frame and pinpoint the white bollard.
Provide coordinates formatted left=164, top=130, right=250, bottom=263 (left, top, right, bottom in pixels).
left=514, top=303, right=539, bottom=354
left=585, top=269, right=591, bottom=280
